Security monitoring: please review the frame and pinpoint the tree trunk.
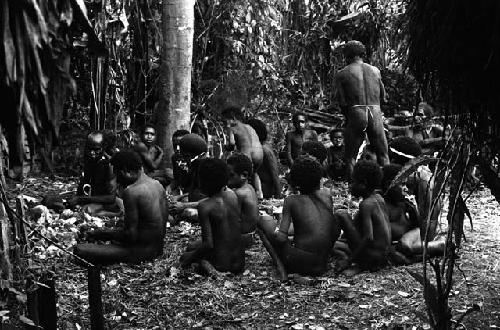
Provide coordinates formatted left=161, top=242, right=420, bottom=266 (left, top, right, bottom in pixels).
left=157, top=0, right=195, bottom=167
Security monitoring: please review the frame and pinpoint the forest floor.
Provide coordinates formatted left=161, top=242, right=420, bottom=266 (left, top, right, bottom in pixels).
left=6, top=176, right=500, bottom=329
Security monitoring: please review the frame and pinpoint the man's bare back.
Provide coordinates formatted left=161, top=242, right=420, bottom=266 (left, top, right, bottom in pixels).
left=233, top=183, right=259, bottom=234
left=335, top=62, right=384, bottom=107
left=231, top=122, right=264, bottom=168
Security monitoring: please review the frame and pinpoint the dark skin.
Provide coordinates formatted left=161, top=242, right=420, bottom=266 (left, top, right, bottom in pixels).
left=259, top=188, right=340, bottom=276
left=69, top=133, right=118, bottom=213
left=335, top=179, right=391, bottom=270
left=74, top=170, right=168, bottom=265
left=285, top=115, right=318, bottom=167
left=227, top=165, right=259, bottom=234
left=259, top=144, right=282, bottom=198
left=180, top=188, right=244, bottom=274
left=334, top=56, right=389, bottom=178
left=384, top=186, right=417, bottom=241
left=224, top=115, right=264, bottom=198
left=326, top=132, right=346, bottom=179
left=134, top=127, right=164, bottom=174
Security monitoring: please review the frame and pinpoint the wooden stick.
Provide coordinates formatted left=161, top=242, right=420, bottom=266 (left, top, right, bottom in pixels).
left=0, top=203, right=12, bottom=281
left=257, top=229, right=288, bottom=282
left=16, top=195, right=28, bottom=245
left=88, top=267, right=104, bottom=330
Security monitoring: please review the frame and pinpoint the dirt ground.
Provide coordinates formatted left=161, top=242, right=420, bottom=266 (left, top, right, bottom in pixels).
left=7, top=177, right=500, bottom=329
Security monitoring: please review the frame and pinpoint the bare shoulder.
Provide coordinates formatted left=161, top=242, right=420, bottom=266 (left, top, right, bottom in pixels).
left=134, top=141, right=148, bottom=152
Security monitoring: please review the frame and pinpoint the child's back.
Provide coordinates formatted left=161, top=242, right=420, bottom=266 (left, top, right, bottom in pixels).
left=200, top=189, right=244, bottom=273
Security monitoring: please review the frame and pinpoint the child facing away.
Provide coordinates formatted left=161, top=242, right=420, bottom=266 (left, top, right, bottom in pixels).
left=180, top=159, right=245, bottom=274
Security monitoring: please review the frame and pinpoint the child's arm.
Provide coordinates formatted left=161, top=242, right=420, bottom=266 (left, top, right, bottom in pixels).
left=180, top=203, right=213, bottom=266
left=275, top=198, right=292, bottom=243
left=349, top=201, right=374, bottom=261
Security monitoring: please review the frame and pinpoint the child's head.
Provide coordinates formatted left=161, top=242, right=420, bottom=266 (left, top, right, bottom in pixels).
left=301, top=141, right=327, bottom=164
left=350, top=160, right=382, bottom=198
left=179, top=133, right=207, bottom=159
left=329, top=128, right=344, bottom=147
left=290, top=156, right=322, bottom=194
left=247, top=118, right=268, bottom=143
left=172, top=129, right=190, bottom=154
left=382, top=163, right=404, bottom=203
left=292, top=112, right=307, bottom=131
left=111, top=150, right=143, bottom=185
left=226, top=153, right=253, bottom=188
left=361, top=144, right=378, bottom=163
left=389, top=136, right=422, bottom=166
left=141, top=124, right=157, bottom=146
left=198, top=159, right=229, bottom=196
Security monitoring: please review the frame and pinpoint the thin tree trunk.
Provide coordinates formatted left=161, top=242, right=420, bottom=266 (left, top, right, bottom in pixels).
left=157, top=0, right=195, bottom=167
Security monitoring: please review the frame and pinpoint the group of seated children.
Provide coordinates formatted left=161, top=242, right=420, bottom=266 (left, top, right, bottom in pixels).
left=72, top=107, right=444, bottom=279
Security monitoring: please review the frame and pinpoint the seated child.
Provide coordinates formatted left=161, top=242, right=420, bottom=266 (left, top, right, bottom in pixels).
left=246, top=118, right=281, bottom=199
left=180, top=159, right=245, bottom=274
left=389, top=137, right=444, bottom=256
left=326, top=128, right=346, bottom=180
left=258, top=157, right=340, bottom=276
left=166, top=129, right=190, bottom=195
left=227, top=153, right=259, bottom=247
left=69, top=132, right=123, bottom=216
left=74, top=151, right=168, bottom=265
left=382, top=164, right=419, bottom=241
left=221, top=106, right=264, bottom=199
left=334, top=161, right=392, bottom=272
left=134, top=125, right=168, bottom=186
left=169, top=134, right=208, bottom=222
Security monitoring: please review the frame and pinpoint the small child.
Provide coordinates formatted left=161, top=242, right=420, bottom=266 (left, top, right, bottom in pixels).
left=259, top=157, right=340, bottom=276
left=227, top=153, right=259, bottom=247
left=180, top=159, right=245, bottom=274
left=326, top=128, right=346, bottom=180
left=335, top=160, right=392, bottom=272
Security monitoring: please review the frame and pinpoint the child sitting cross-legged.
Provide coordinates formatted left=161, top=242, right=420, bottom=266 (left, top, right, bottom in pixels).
left=180, top=159, right=245, bottom=274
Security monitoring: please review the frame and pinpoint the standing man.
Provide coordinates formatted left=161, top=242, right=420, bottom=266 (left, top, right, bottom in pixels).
left=333, top=40, right=389, bottom=179
left=285, top=112, right=318, bottom=168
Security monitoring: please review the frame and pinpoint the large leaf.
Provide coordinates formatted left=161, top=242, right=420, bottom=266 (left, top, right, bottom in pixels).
left=387, top=155, right=438, bottom=192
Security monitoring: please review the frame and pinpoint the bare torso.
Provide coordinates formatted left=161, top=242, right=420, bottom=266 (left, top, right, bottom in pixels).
left=356, top=193, right=391, bottom=251
left=231, top=123, right=264, bottom=168
left=288, top=189, right=340, bottom=256
left=200, top=189, right=244, bottom=272
left=234, top=183, right=259, bottom=234
left=335, top=62, right=384, bottom=107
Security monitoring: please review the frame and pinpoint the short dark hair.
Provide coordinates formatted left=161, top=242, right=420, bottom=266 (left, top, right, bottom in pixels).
left=227, top=152, right=253, bottom=176
left=352, top=160, right=382, bottom=191
left=290, top=156, right=322, bottom=194
left=172, top=129, right=190, bottom=140
left=142, top=124, right=156, bottom=134
left=198, top=159, right=229, bottom=196
left=292, top=112, right=306, bottom=123
left=302, top=141, right=327, bottom=163
left=389, top=136, right=422, bottom=165
left=247, top=118, right=268, bottom=143
left=111, top=150, right=143, bottom=171
left=343, top=40, right=366, bottom=60
left=329, top=128, right=344, bottom=141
